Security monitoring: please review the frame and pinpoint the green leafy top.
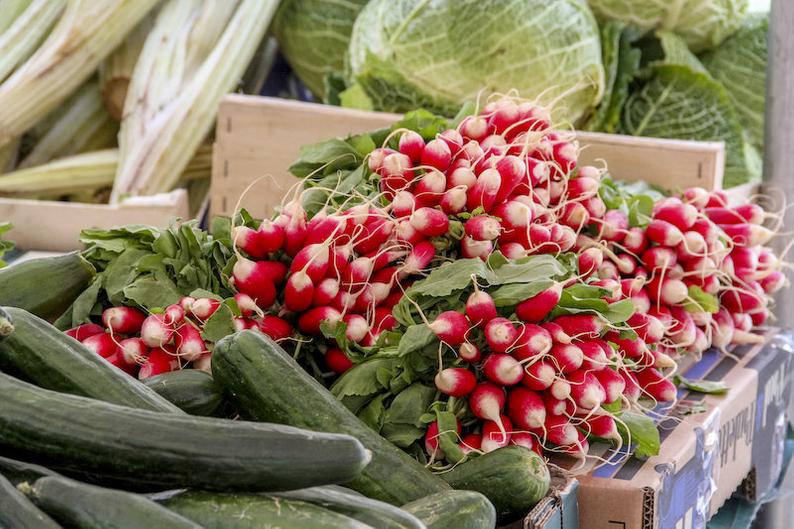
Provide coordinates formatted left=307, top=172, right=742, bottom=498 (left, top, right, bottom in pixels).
left=0, top=222, right=14, bottom=268
left=598, top=176, right=665, bottom=227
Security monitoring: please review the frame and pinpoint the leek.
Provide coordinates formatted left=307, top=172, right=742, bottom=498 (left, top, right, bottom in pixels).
left=0, top=0, right=33, bottom=35
left=113, top=0, right=278, bottom=200
left=0, top=0, right=66, bottom=83
left=0, top=0, right=160, bottom=149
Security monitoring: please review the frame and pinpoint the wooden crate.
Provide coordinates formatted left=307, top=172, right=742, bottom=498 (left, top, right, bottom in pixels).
left=1, top=190, right=190, bottom=252
left=211, top=95, right=727, bottom=220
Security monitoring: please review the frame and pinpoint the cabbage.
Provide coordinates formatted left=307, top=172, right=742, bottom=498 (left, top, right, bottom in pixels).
left=587, top=0, right=748, bottom=52
left=347, top=0, right=605, bottom=124
left=273, top=0, right=369, bottom=98
left=702, top=14, right=768, bottom=150
left=620, top=64, right=761, bottom=187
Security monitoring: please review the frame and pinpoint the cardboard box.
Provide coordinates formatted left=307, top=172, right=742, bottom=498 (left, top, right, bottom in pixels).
left=576, top=332, right=793, bottom=529
left=0, top=190, right=190, bottom=252
left=210, top=95, right=726, bottom=220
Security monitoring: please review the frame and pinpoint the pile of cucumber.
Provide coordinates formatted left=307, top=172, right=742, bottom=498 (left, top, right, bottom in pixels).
left=0, top=254, right=550, bottom=529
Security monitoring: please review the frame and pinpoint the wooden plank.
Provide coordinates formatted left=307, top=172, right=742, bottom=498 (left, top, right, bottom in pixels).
left=0, top=190, right=190, bottom=252
left=211, top=95, right=726, bottom=220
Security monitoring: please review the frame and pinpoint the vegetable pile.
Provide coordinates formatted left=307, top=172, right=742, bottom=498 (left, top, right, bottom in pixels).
left=273, top=0, right=767, bottom=187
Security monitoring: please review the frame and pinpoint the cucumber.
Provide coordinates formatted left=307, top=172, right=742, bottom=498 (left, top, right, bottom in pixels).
left=0, top=307, right=182, bottom=413
left=0, top=473, right=61, bottom=529
left=213, top=330, right=450, bottom=505
left=0, top=306, right=12, bottom=339
left=161, top=490, right=376, bottom=529
left=402, top=491, right=496, bottom=529
left=439, top=446, right=550, bottom=521
left=0, top=253, right=95, bottom=320
left=25, top=476, right=202, bottom=529
left=0, top=372, right=370, bottom=492
left=142, top=369, right=225, bottom=416
left=0, top=456, right=59, bottom=486
left=276, top=486, right=426, bottom=529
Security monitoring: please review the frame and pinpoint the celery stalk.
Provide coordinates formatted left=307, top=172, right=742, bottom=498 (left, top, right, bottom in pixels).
left=0, top=0, right=66, bottom=83
left=113, top=0, right=277, bottom=200
left=0, top=0, right=160, bottom=149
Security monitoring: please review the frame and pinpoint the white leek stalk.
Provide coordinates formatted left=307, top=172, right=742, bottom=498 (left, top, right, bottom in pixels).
left=0, top=145, right=211, bottom=199
left=0, top=0, right=66, bottom=83
left=0, top=0, right=33, bottom=35
left=0, top=0, right=160, bottom=149
left=113, top=0, right=279, bottom=200
left=19, top=80, right=117, bottom=168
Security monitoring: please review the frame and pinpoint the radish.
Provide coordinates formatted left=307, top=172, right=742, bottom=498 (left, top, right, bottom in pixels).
left=568, top=370, right=607, bottom=410
left=494, top=155, right=527, bottom=204
left=521, top=359, right=556, bottom=390
left=460, top=433, right=483, bottom=454
left=550, top=378, right=572, bottom=400
left=634, top=368, right=677, bottom=402
left=719, top=223, right=774, bottom=247
left=392, top=190, right=417, bottom=217
left=458, top=342, right=482, bottom=362
left=541, top=321, right=572, bottom=343
left=290, top=243, right=331, bottom=282
left=646, top=276, right=688, bottom=305
left=527, top=158, right=551, bottom=186
left=622, top=227, right=648, bottom=254
left=627, top=313, right=665, bottom=343
left=646, top=219, right=685, bottom=246
left=620, top=370, right=642, bottom=401
left=682, top=187, right=710, bottom=209
left=440, top=186, right=468, bottom=214
left=257, top=315, right=293, bottom=342
left=541, top=415, right=578, bottom=446
left=483, top=353, right=524, bottom=386
left=751, top=310, right=769, bottom=327
left=465, top=215, right=501, bottom=241
left=398, top=130, right=425, bottom=162
left=466, top=290, right=497, bottom=326
left=512, top=324, right=553, bottom=360
left=379, top=152, right=413, bottom=195
left=488, top=100, right=520, bottom=133
left=283, top=217, right=309, bottom=258
left=593, top=278, right=622, bottom=303
left=460, top=140, right=485, bottom=161
left=501, top=242, right=527, bottom=259
left=677, top=231, right=708, bottom=261
left=761, top=271, right=786, bottom=294
left=492, top=200, right=533, bottom=231
left=368, top=147, right=394, bottom=172
left=461, top=236, right=493, bottom=260
left=257, top=261, right=288, bottom=285
left=654, top=202, right=698, bottom=231
left=507, top=387, right=546, bottom=429
left=102, top=306, right=146, bottom=335
left=399, top=241, right=436, bottom=276
left=481, top=415, right=513, bottom=453
left=409, top=207, right=449, bottom=237
left=510, top=432, right=541, bottom=455
left=233, top=293, right=259, bottom=318
left=579, top=341, right=608, bottom=371
left=428, top=310, right=469, bottom=345
left=325, top=347, right=353, bottom=374
left=578, top=247, right=604, bottom=277
left=297, top=306, right=342, bottom=336
left=190, top=298, right=221, bottom=321
left=140, top=314, right=175, bottom=348
left=439, top=129, right=464, bottom=152
left=600, top=210, right=629, bottom=242
left=515, top=283, right=562, bottom=323
left=448, top=166, right=477, bottom=189
left=341, top=314, right=369, bottom=343
left=421, top=138, right=452, bottom=171
left=579, top=414, right=620, bottom=443
left=233, top=258, right=277, bottom=307
left=116, top=337, right=148, bottom=366
left=65, top=323, right=105, bottom=341
left=353, top=219, right=394, bottom=255
left=82, top=333, right=117, bottom=358
left=414, top=170, right=447, bottom=205
left=174, top=324, right=206, bottom=362
left=179, top=296, right=196, bottom=313
left=233, top=318, right=253, bottom=331
left=582, top=195, right=607, bottom=219
left=606, top=333, right=651, bottom=363
left=484, top=317, right=519, bottom=352
left=257, top=219, right=286, bottom=253
left=549, top=343, right=584, bottom=373
left=552, top=315, right=604, bottom=339
left=705, top=204, right=764, bottom=225
left=312, top=278, right=340, bottom=307
left=559, top=202, right=590, bottom=229
left=594, top=368, right=626, bottom=404
left=372, top=308, right=398, bottom=334
left=597, top=260, right=619, bottom=280
left=721, top=285, right=765, bottom=313
left=466, top=168, right=501, bottom=212
left=435, top=367, right=477, bottom=397
left=469, top=382, right=506, bottom=425
left=138, top=347, right=179, bottom=379
left=233, top=226, right=267, bottom=259
left=285, top=272, right=315, bottom=312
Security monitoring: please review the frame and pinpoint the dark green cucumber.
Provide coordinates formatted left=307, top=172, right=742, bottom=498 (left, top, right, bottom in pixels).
left=25, top=476, right=202, bottom=529
left=0, top=306, right=13, bottom=339
left=0, top=456, right=59, bottom=486
left=142, top=369, right=225, bottom=416
left=439, top=446, right=550, bottom=521
left=402, top=491, right=496, bottom=529
left=213, top=330, right=450, bottom=505
left=161, top=491, right=375, bottom=529
left=0, top=473, right=61, bottom=529
left=0, top=372, right=370, bottom=492
left=0, top=307, right=182, bottom=413
left=0, top=253, right=95, bottom=320
left=276, top=486, right=426, bottom=529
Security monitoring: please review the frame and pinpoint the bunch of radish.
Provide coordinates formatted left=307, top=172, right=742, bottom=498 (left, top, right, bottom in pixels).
left=64, top=293, right=293, bottom=379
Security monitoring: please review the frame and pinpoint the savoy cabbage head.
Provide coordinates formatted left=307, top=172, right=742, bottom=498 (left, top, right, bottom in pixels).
left=347, top=0, right=605, bottom=124
left=273, top=0, right=370, bottom=98
left=587, top=0, right=748, bottom=52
